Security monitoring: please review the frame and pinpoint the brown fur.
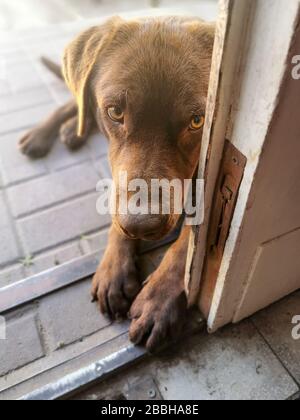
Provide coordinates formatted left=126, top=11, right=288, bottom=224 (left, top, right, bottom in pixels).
left=19, top=16, right=215, bottom=352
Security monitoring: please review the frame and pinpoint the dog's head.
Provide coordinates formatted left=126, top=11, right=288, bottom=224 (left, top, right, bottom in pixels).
left=63, top=16, right=215, bottom=240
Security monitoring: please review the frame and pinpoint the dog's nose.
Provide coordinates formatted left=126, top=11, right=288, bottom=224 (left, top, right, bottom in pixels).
left=118, top=214, right=170, bottom=240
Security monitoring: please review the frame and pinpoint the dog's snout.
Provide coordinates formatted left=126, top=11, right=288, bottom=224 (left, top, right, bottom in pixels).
left=118, top=214, right=170, bottom=240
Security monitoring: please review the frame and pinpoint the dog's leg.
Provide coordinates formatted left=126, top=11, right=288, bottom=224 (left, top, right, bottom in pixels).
left=19, top=100, right=77, bottom=158
left=91, top=225, right=141, bottom=318
left=59, top=114, right=95, bottom=151
left=129, top=225, right=190, bottom=353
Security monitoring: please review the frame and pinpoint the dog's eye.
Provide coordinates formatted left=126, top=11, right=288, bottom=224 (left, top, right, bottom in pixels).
left=190, top=115, right=205, bottom=131
left=107, top=106, right=124, bottom=122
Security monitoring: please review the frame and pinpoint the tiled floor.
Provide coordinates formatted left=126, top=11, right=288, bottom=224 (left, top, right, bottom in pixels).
left=0, top=22, right=110, bottom=287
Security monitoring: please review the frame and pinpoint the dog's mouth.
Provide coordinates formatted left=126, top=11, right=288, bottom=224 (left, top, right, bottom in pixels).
left=118, top=224, right=138, bottom=240
left=118, top=225, right=170, bottom=242
left=139, top=229, right=170, bottom=242
left=114, top=214, right=180, bottom=242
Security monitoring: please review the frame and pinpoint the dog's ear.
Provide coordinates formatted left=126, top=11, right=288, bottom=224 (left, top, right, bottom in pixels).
left=184, top=20, right=216, bottom=58
left=63, top=17, right=124, bottom=136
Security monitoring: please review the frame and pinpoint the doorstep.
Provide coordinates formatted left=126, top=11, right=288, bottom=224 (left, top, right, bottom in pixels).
left=0, top=229, right=190, bottom=400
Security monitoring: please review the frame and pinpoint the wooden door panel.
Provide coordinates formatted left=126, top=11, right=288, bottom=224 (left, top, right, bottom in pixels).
left=234, top=228, right=300, bottom=321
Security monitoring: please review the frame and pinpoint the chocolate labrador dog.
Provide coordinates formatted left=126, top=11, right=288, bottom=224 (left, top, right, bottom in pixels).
left=19, top=16, right=215, bottom=352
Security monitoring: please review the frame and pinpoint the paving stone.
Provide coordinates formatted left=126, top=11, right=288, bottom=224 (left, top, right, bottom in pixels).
left=0, top=87, right=52, bottom=115
left=30, top=53, right=63, bottom=84
left=0, top=47, right=27, bottom=65
left=0, top=35, right=19, bottom=53
left=18, top=25, right=73, bottom=43
left=60, top=20, right=94, bottom=37
left=0, top=1, right=219, bottom=32
left=17, top=193, right=111, bottom=254
left=46, top=81, right=71, bottom=105
left=0, top=264, right=25, bottom=288
left=0, top=192, right=20, bottom=266
left=5, top=1, right=79, bottom=31
left=24, top=36, right=70, bottom=65
left=0, top=311, right=44, bottom=377
left=80, top=229, right=109, bottom=254
left=7, top=60, right=44, bottom=93
left=24, top=242, right=82, bottom=277
left=61, top=0, right=150, bottom=19
left=3, top=55, right=28, bottom=80
left=154, top=320, right=299, bottom=400
left=38, top=279, right=111, bottom=351
left=0, top=130, right=47, bottom=186
left=0, top=80, right=11, bottom=96
left=7, top=161, right=100, bottom=218
left=0, top=53, right=8, bottom=80
left=88, top=132, right=109, bottom=159
left=0, top=225, right=21, bottom=267
left=252, top=291, right=300, bottom=385
left=96, top=156, right=112, bottom=179
left=44, top=138, right=91, bottom=171
left=0, top=102, right=56, bottom=135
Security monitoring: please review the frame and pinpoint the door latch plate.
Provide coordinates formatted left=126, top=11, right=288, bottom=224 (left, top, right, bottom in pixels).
left=208, top=141, right=247, bottom=256
left=200, top=140, right=247, bottom=316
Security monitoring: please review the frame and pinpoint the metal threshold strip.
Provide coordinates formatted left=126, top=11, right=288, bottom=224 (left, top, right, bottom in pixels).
left=20, top=339, right=147, bottom=400
left=0, top=252, right=101, bottom=314
left=0, top=227, right=180, bottom=315
left=20, top=314, right=204, bottom=401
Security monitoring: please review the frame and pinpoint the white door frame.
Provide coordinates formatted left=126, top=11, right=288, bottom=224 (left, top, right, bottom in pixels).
left=185, top=0, right=300, bottom=331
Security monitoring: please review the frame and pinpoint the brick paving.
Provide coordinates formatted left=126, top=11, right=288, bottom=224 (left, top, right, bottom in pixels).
left=0, top=310, right=44, bottom=377
left=0, top=21, right=112, bottom=287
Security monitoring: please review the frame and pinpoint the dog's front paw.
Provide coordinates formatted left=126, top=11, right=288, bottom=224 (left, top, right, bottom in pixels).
left=129, top=269, right=188, bottom=353
left=19, top=127, right=54, bottom=158
left=91, top=250, right=141, bottom=319
left=59, top=117, right=87, bottom=150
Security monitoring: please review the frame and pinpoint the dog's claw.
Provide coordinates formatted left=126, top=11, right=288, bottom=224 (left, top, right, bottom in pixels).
left=91, top=248, right=141, bottom=319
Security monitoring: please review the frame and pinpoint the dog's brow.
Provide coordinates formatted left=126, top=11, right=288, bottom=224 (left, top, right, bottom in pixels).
left=101, top=90, right=128, bottom=107
left=188, top=99, right=207, bottom=115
